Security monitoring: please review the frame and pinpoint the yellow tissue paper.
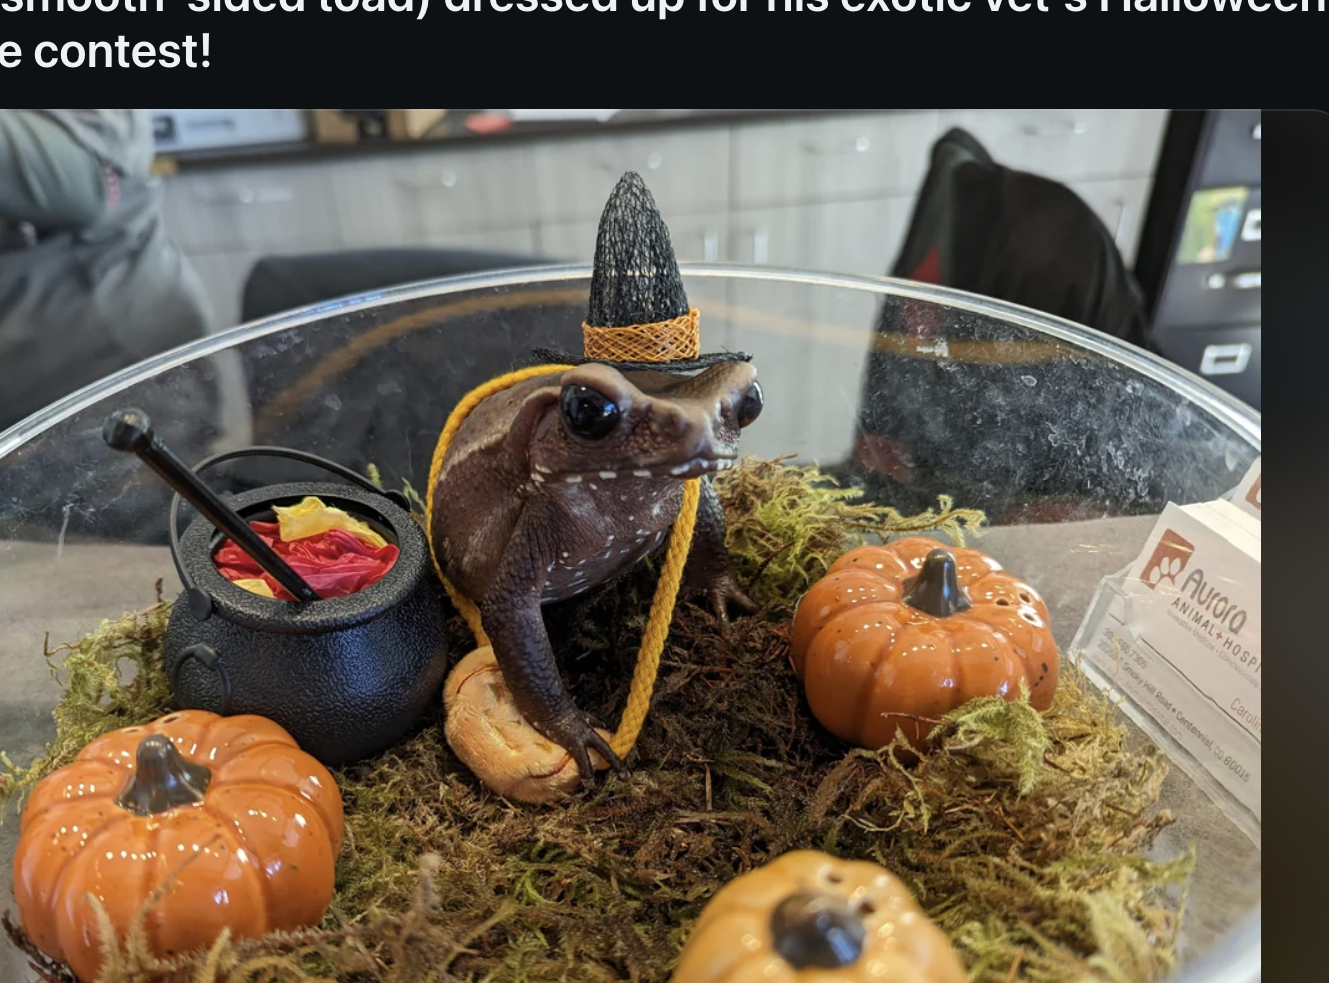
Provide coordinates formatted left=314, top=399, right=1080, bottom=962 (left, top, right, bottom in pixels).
left=272, top=496, right=388, bottom=548
left=233, top=578, right=277, bottom=598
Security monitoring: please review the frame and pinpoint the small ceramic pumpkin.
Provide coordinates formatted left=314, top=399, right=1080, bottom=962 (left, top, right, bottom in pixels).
left=444, top=646, right=610, bottom=803
left=13, top=710, right=344, bottom=983
left=791, top=537, right=1058, bottom=749
left=671, top=850, right=966, bottom=983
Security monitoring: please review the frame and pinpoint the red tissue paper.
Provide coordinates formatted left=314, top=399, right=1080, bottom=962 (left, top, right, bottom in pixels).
left=215, top=520, right=399, bottom=601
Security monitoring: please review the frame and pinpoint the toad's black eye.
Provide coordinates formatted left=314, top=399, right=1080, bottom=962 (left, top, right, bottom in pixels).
left=560, top=385, right=620, bottom=440
left=737, top=381, right=763, bottom=428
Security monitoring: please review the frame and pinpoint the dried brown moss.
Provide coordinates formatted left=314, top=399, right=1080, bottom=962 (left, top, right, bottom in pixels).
left=3, top=458, right=1189, bottom=983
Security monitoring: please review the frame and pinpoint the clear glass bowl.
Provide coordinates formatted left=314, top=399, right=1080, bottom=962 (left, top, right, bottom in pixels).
left=0, top=265, right=1260, bottom=983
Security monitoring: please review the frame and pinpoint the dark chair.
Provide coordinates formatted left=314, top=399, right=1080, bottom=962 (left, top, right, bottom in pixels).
left=836, top=128, right=1232, bottom=524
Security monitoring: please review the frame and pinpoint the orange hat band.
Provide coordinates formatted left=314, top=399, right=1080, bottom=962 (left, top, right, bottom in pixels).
left=582, top=308, right=701, bottom=363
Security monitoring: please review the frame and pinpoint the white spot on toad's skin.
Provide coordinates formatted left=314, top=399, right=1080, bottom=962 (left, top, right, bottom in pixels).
left=531, top=473, right=545, bottom=483
left=620, top=495, right=629, bottom=502
left=670, top=463, right=690, bottom=475
left=636, top=529, right=648, bottom=536
left=604, top=551, right=612, bottom=559
left=577, top=559, right=585, bottom=566
left=534, top=464, right=552, bottom=474
left=565, top=475, right=582, bottom=483
left=589, top=483, right=598, bottom=490
left=561, top=552, right=569, bottom=558
left=600, top=471, right=617, bottom=479
left=633, top=469, right=651, bottom=478
left=605, top=535, right=615, bottom=545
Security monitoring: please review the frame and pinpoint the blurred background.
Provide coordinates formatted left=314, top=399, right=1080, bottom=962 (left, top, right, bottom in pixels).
left=0, top=108, right=1261, bottom=538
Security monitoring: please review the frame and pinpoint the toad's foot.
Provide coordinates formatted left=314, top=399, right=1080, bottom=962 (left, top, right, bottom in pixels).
left=536, top=707, right=628, bottom=788
left=686, top=572, right=759, bottom=628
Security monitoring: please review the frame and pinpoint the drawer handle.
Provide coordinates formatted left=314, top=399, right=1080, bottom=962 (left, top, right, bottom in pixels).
left=393, top=170, right=460, bottom=191
left=703, top=231, right=719, bottom=262
left=200, top=188, right=294, bottom=206
left=751, top=230, right=769, bottom=264
left=1020, top=121, right=1087, bottom=137
left=1199, top=343, right=1252, bottom=377
left=802, top=135, right=871, bottom=156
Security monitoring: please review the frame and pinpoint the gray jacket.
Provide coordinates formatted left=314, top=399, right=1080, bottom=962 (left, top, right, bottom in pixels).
left=0, top=109, right=215, bottom=431
left=1, top=110, right=244, bottom=546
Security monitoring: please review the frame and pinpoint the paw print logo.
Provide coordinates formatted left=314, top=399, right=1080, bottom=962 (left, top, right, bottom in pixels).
left=1142, top=529, right=1194, bottom=591
left=1245, top=476, right=1261, bottom=511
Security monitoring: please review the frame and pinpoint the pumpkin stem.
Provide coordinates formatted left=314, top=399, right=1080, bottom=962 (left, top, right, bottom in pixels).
left=904, top=548, right=971, bottom=617
left=770, top=891, right=865, bottom=970
left=116, top=734, right=212, bottom=817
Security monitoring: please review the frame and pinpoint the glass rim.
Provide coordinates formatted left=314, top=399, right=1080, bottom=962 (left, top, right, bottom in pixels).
left=1, top=262, right=1259, bottom=458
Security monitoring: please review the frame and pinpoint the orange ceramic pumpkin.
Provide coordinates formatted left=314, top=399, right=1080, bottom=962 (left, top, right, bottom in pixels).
left=13, top=710, right=344, bottom=982
left=791, top=537, right=1058, bottom=749
left=670, top=850, right=966, bottom=983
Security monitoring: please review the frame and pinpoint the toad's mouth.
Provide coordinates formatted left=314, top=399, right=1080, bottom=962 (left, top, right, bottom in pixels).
left=537, top=455, right=737, bottom=484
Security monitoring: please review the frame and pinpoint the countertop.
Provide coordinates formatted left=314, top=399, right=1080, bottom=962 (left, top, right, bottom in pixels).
left=0, top=515, right=1258, bottom=979
left=158, top=109, right=881, bottom=171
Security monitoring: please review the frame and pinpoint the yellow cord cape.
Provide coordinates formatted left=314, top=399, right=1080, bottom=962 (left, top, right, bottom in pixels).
left=425, top=364, right=700, bottom=761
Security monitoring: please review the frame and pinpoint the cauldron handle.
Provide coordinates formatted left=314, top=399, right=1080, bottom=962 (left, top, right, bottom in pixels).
left=168, top=445, right=411, bottom=593
left=171, top=644, right=234, bottom=716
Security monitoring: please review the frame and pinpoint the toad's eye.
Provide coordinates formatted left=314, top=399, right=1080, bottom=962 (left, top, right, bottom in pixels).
left=737, top=381, right=763, bottom=428
left=561, top=385, right=620, bottom=440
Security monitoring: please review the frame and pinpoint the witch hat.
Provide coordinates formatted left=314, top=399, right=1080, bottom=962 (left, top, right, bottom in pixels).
left=533, top=171, right=750, bottom=374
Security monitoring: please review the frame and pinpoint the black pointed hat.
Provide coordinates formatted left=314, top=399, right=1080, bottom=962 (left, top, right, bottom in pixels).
left=533, top=171, right=750, bottom=374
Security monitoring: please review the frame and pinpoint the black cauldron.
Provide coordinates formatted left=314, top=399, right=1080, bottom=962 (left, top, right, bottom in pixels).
left=105, top=410, right=450, bottom=766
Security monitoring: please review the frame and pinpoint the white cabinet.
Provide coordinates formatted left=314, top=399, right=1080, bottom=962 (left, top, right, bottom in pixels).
left=728, top=196, right=916, bottom=276
left=160, top=162, right=343, bottom=253
left=530, top=128, right=730, bottom=223
left=732, top=111, right=939, bottom=207
left=330, top=144, right=539, bottom=246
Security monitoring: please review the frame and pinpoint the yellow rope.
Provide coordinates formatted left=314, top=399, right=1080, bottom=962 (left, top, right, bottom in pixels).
left=425, top=364, right=700, bottom=761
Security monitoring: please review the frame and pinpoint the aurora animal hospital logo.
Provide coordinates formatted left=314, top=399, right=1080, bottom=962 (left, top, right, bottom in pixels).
left=1245, top=476, right=1261, bottom=511
left=1143, top=529, right=1195, bottom=591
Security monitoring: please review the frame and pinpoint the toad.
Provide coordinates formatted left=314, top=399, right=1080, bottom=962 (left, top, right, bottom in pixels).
left=430, top=359, right=763, bottom=785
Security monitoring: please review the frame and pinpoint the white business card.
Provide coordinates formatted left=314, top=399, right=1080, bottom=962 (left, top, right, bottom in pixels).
left=1077, top=499, right=1261, bottom=824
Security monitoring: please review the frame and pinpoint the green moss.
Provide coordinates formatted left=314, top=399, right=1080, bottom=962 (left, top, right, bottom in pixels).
left=2, top=459, right=1190, bottom=983
left=713, top=455, right=986, bottom=616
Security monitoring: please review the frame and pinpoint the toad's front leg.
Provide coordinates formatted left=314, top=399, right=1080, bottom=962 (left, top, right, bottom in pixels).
left=479, top=514, right=627, bottom=787
left=682, top=476, right=758, bottom=627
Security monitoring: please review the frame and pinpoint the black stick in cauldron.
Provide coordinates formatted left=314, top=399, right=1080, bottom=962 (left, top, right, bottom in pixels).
left=103, top=409, right=321, bottom=603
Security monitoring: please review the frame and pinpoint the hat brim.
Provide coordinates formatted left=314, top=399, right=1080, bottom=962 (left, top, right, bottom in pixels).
left=530, top=347, right=752, bottom=374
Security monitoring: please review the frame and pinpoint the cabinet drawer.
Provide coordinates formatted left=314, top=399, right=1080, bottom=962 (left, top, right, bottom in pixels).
left=1068, top=176, right=1155, bottom=263
left=1154, top=325, right=1260, bottom=411
left=732, top=111, right=938, bottom=208
left=538, top=212, right=728, bottom=264
left=330, top=145, right=539, bottom=245
left=531, top=128, right=730, bottom=223
left=938, top=109, right=1167, bottom=183
left=161, top=163, right=342, bottom=253
left=420, top=225, right=539, bottom=257
left=729, top=196, right=915, bottom=277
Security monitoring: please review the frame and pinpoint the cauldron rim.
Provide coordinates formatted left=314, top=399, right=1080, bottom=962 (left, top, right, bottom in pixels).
left=176, top=481, right=432, bottom=635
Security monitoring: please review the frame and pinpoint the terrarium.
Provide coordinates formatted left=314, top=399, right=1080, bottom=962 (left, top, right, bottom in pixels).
left=0, top=246, right=1259, bottom=980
